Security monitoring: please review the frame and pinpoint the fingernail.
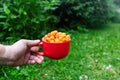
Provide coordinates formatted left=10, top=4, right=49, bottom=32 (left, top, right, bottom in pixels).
left=38, top=60, right=42, bottom=64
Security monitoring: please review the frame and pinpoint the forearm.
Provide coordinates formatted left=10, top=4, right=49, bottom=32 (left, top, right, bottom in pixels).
left=0, top=44, right=13, bottom=65
left=0, top=44, right=6, bottom=58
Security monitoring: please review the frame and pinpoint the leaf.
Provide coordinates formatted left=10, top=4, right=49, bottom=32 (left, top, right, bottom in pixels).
left=19, top=8, right=27, bottom=15
left=19, top=8, right=24, bottom=14
left=3, top=4, right=11, bottom=15
left=0, top=15, right=7, bottom=18
left=0, top=33, right=5, bottom=38
left=5, top=9, right=11, bottom=15
left=6, top=37, right=14, bottom=40
left=10, top=14, right=17, bottom=19
left=0, top=8, right=4, bottom=12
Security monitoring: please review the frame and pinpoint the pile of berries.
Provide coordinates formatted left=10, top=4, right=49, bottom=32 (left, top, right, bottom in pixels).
left=42, top=30, right=71, bottom=43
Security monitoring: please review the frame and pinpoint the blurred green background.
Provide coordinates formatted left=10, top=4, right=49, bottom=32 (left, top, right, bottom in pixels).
left=0, top=0, right=120, bottom=42
left=0, top=0, right=120, bottom=80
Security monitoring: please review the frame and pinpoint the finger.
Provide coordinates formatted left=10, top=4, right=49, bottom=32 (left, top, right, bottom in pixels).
left=30, top=55, right=35, bottom=60
left=27, top=60, right=36, bottom=64
left=37, top=55, right=44, bottom=61
left=36, top=57, right=43, bottom=64
left=30, top=55, right=44, bottom=64
left=22, top=39, right=40, bottom=47
left=34, top=56, right=43, bottom=64
left=31, top=46, right=39, bottom=52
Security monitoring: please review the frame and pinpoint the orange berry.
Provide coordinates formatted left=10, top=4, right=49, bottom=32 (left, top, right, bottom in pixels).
left=60, top=35, right=66, bottom=38
left=67, top=35, right=70, bottom=37
left=47, top=33, right=52, bottom=37
left=50, top=35, right=54, bottom=40
left=66, top=35, right=70, bottom=40
left=42, top=37, right=46, bottom=41
left=58, top=36, right=63, bottom=41
left=55, top=38, right=60, bottom=43
left=57, top=32, right=62, bottom=35
left=50, top=39, right=54, bottom=43
left=51, top=30, right=58, bottom=34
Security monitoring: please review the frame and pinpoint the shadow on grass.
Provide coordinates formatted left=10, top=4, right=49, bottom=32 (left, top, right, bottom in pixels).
left=86, top=24, right=109, bottom=31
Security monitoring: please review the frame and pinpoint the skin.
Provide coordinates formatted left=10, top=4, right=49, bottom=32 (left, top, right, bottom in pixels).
left=0, top=39, right=44, bottom=66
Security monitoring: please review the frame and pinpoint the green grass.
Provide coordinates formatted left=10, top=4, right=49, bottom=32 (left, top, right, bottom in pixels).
left=1, top=23, right=120, bottom=80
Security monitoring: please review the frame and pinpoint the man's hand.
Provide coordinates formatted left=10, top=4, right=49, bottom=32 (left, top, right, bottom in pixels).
left=1, top=39, right=44, bottom=66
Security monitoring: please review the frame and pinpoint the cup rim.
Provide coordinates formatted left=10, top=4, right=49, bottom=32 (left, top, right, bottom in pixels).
left=42, top=40, right=70, bottom=44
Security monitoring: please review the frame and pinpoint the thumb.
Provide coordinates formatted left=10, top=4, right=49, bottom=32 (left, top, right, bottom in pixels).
left=23, top=39, right=40, bottom=47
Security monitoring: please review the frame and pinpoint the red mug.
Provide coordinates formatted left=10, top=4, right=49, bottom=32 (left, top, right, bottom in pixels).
left=35, top=41, right=70, bottom=60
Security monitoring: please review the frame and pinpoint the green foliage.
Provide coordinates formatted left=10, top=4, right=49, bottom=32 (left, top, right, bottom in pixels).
left=0, top=0, right=60, bottom=42
left=54, top=0, right=117, bottom=29
left=1, top=23, right=120, bottom=80
left=114, top=0, right=120, bottom=7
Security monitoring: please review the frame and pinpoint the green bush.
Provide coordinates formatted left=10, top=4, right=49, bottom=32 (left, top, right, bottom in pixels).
left=114, top=0, right=120, bottom=7
left=0, top=0, right=60, bottom=42
left=54, top=0, right=117, bottom=29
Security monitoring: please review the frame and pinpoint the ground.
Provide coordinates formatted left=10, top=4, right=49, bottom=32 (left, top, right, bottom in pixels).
left=0, top=23, right=120, bottom=80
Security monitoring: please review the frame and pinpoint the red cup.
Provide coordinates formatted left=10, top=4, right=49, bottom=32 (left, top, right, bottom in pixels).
left=36, top=41, right=70, bottom=60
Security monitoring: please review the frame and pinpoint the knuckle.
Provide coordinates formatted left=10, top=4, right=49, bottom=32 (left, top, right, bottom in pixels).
left=19, top=39, right=27, bottom=43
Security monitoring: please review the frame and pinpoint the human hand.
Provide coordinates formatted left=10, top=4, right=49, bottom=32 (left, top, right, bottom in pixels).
left=4, top=39, right=44, bottom=66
